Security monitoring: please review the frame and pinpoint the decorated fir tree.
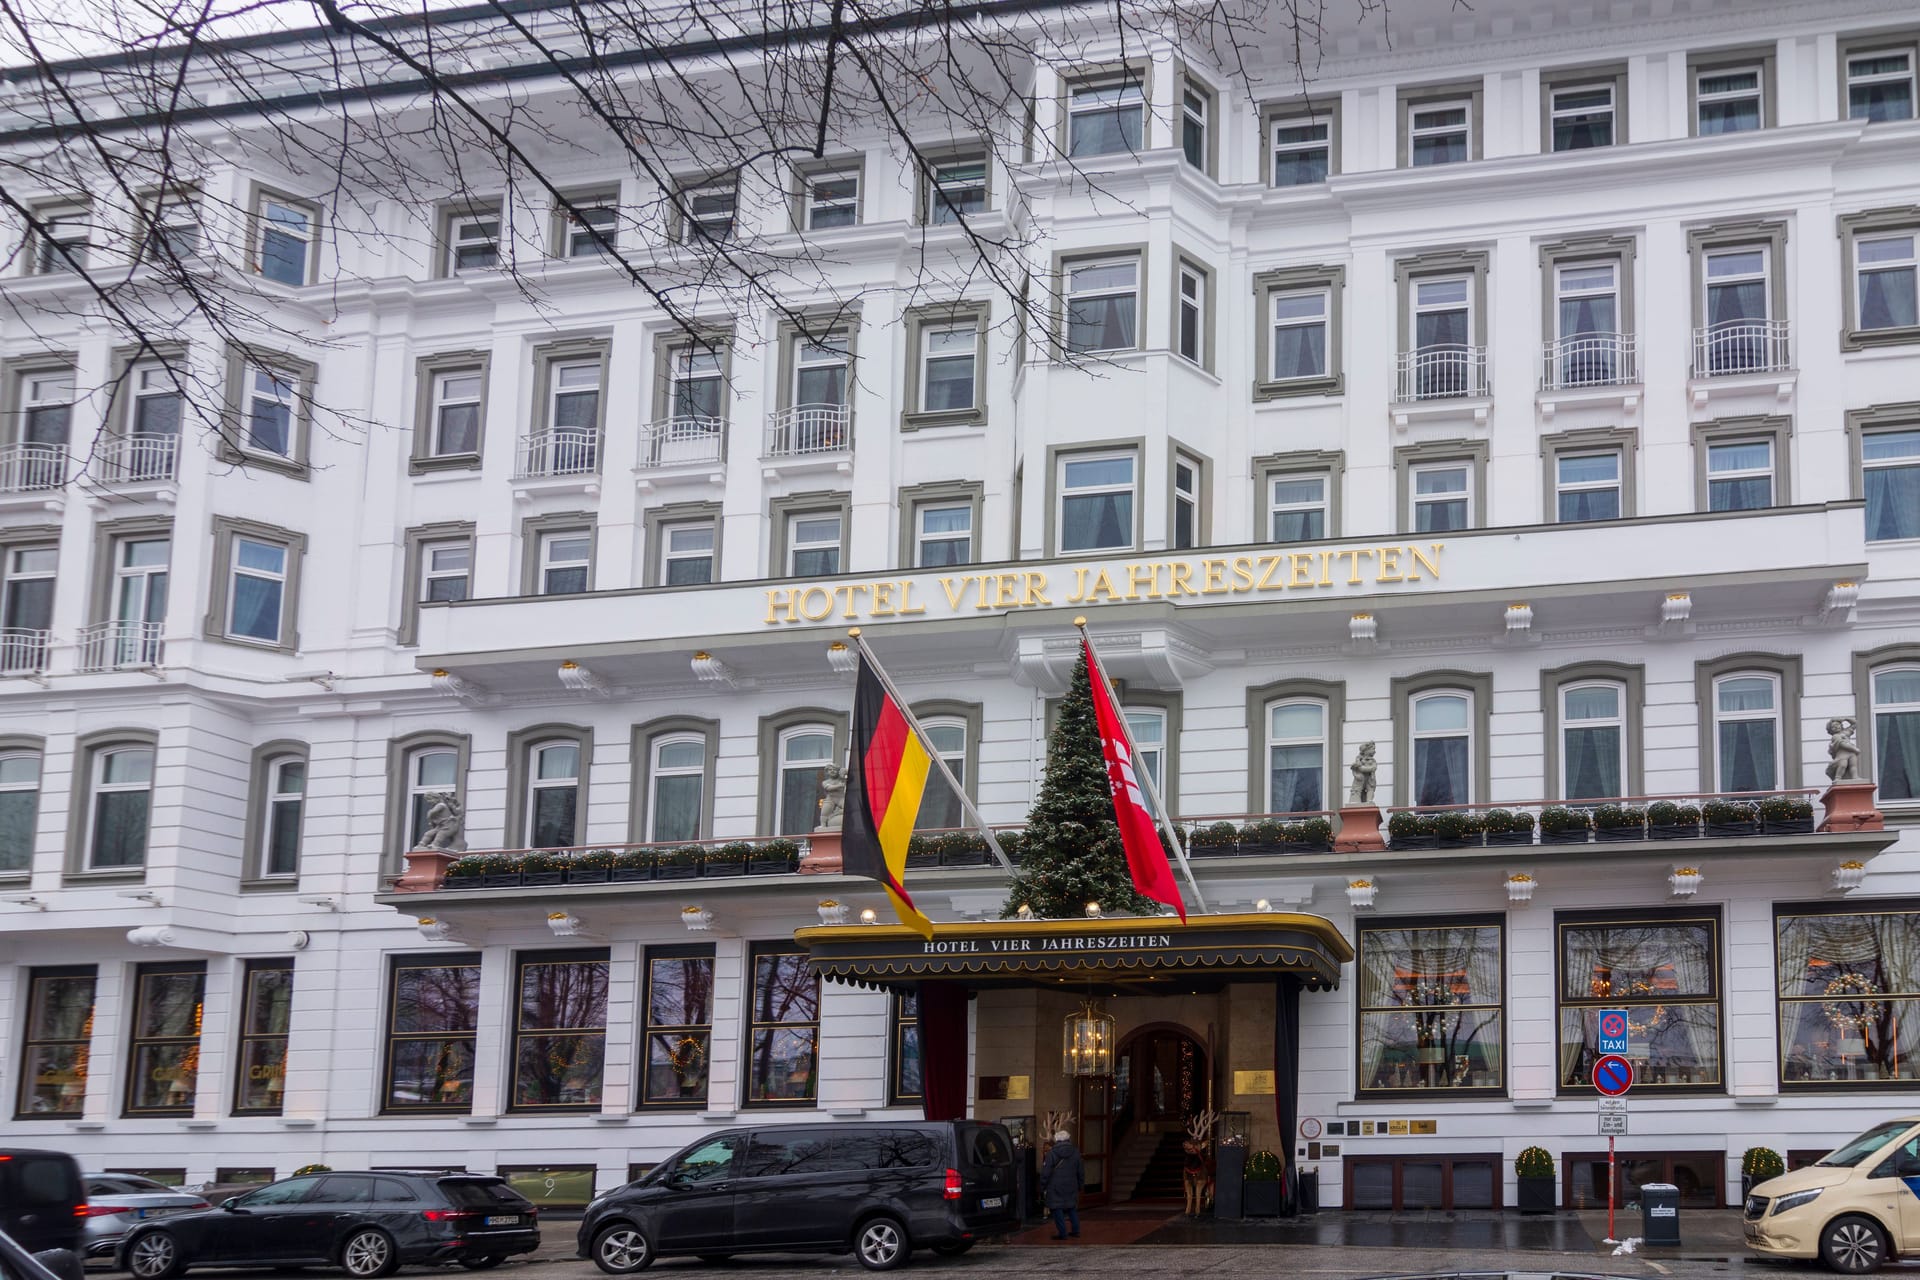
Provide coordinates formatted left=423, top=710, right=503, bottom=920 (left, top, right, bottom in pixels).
left=1002, top=651, right=1158, bottom=919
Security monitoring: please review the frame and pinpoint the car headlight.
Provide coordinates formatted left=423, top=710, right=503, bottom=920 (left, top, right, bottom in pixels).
left=1772, top=1188, right=1824, bottom=1214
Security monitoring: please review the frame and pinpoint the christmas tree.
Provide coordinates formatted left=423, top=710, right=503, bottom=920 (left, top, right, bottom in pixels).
left=1002, top=651, right=1157, bottom=919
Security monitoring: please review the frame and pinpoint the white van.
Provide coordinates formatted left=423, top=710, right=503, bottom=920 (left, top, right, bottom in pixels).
left=1745, top=1117, right=1920, bottom=1273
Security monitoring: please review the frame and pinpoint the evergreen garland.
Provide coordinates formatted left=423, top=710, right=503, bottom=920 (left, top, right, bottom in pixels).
left=1001, top=651, right=1157, bottom=919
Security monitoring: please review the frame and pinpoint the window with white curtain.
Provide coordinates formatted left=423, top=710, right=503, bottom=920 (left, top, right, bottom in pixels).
left=915, top=504, right=973, bottom=568
left=1696, top=67, right=1763, bottom=134
left=1561, top=682, right=1625, bottom=801
left=649, top=736, right=706, bottom=843
left=1411, top=692, right=1471, bottom=807
left=1408, top=101, right=1471, bottom=165
left=1863, top=429, right=1920, bottom=542
left=406, top=747, right=458, bottom=850
left=776, top=727, right=834, bottom=836
left=1847, top=49, right=1915, bottom=122
left=1559, top=914, right=1721, bottom=1089
left=1065, top=257, right=1139, bottom=354
left=914, top=719, right=966, bottom=831
left=1550, top=83, right=1615, bottom=150
left=1266, top=701, right=1325, bottom=813
left=1068, top=77, right=1144, bottom=156
left=1411, top=462, right=1471, bottom=533
left=1856, top=232, right=1918, bottom=332
left=1556, top=452, right=1622, bottom=523
left=786, top=513, right=842, bottom=577
left=525, top=741, right=581, bottom=848
left=1058, top=452, right=1135, bottom=553
left=1714, top=673, right=1780, bottom=793
left=1270, top=291, right=1329, bottom=381
left=1269, top=474, right=1327, bottom=543
left=1358, top=921, right=1504, bottom=1094
left=1706, top=439, right=1773, bottom=511
left=1874, top=667, right=1920, bottom=804
left=1776, top=907, right=1920, bottom=1086
left=1271, top=114, right=1331, bottom=186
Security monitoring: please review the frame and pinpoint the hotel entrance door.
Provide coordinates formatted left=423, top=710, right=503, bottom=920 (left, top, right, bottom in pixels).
left=1074, top=1072, right=1112, bottom=1205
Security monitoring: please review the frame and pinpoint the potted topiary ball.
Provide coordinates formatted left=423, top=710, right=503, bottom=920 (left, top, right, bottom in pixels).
left=1742, top=1146, right=1786, bottom=1199
left=1515, top=1145, right=1555, bottom=1214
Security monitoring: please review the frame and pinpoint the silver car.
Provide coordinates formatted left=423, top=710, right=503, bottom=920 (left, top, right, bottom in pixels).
left=80, top=1176, right=210, bottom=1259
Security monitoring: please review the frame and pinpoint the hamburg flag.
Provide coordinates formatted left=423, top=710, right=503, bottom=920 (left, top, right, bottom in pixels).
left=1082, top=637, right=1187, bottom=922
left=842, top=655, right=936, bottom=937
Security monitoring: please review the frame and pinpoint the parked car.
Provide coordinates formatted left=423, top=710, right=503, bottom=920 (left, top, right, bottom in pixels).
left=578, top=1120, right=1018, bottom=1273
left=81, top=1175, right=211, bottom=1259
left=117, top=1170, right=539, bottom=1279
left=1746, top=1115, right=1920, bottom=1272
left=0, top=1150, right=84, bottom=1257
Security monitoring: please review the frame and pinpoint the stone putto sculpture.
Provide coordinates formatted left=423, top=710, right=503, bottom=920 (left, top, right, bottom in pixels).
left=1348, top=742, right=1378, bottom=806
left=1827, top=717, right=1862, bottom=783
left=815, top=763, right=847, bottom=831
left=415, top=793, right=467, bottom=852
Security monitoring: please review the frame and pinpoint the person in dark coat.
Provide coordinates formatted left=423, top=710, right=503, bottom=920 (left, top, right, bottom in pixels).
left=1039, top=1130, right=1084, bottom=1239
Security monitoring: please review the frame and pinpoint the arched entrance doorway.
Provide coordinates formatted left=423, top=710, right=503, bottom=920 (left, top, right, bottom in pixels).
left=1078, top=1024, right=1206, bottom=1206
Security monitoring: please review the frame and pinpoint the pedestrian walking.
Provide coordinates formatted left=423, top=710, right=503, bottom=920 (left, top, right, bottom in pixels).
left=1040, top=1129, right=1085, bottom=1240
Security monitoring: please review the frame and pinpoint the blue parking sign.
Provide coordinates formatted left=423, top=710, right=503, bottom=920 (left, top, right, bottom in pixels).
left=1598, top=1008, right=1630, bottom=1055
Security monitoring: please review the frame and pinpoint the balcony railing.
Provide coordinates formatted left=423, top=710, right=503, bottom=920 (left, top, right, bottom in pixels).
left=77, top=620, right=163, bottom=672
left=90, top=433, right=179, bottom=485
left=765, top=403, right=850, bottom=457
left=514, top=426, right=601, bottom=479
left=1692, top=320, right=1791, bottom=377
left=1541, top=333, right=1638, bottom=390
left=1395, top=345, right=1489, bottom=402
left=640, top=415, right=726, bottom=468
left=0, top=443, right=67, bottom=494
left=1378, top=788, right=1821, bottom=847
left=0, top=629, right=49, bottom=677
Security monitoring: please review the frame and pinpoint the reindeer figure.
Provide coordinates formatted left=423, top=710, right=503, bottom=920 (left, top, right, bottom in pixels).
left=1183, top=1108, right=1219, bottom=1216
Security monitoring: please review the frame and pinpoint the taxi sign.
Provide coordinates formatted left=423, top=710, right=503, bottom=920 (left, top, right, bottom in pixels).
left=1592, top=1053, right=1634, bottom=1096
left=1598, top=1008, right=1630, bottom=1054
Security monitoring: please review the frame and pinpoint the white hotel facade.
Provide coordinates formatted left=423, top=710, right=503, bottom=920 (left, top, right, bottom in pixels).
left=3, top=0, right=1920, bottom=1216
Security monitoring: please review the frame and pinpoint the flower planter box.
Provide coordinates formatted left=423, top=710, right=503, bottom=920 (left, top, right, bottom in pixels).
left=1648, top=823, right=1700, bottom=840
left=566, top=867, right=611, bottom=884
left=1706, top=821, right=1758, bottom=839
left=1764, top=818, right=1815, bottom=836
left=704, top=860, right=747, bottom=878
left=748, top=857, right=795, bottom=876
left=1243, top=1179, right=1283, bottom=1218
left=1594, top=826, right=1645, bottom=843
left=480, top=873, right=522, bottom=889
left=939, top=850, right=992, bottom=867
left=1237, top=840, right=1283, bottom=857
left=1542, top=829, right=1590, bottom=845
left=1433, top=835, right=1479, bottom=849
left=1190, top=843, right=1236, bottom=858
left=1485, top=831, right=1534, bottom=847
left=611, top=866, right=654, bottom=883
left=655, top=863, right=700, bottom=880
left=522, top=872, right=565, bottom=887
left=1517, top=1176, right=1556, bottom=1214
left=1284, top=838, right=1333, bottom=854
left=1213, top=1145, right=1245, bottom=1220
left=1389, top=834, right=1435, bottom=850
left=906, top=853, right=940, bottom=869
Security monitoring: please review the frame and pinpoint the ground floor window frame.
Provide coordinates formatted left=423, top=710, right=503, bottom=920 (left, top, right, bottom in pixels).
left=1773, top=898, right=1920, bottom=1091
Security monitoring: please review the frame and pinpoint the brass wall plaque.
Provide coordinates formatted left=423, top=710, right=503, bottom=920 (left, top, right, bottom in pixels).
left=1233, top=1069, right=1276, bottom=1095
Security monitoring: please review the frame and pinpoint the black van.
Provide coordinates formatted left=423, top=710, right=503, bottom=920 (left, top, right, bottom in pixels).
left=0, top=1149, right=83, bottom=1255
left=578, top=1121, right=1017, bottom=1272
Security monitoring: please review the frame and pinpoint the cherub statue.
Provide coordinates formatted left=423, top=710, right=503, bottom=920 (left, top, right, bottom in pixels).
left=815, top=763, right=846, bottom=831
left=1348, top=741, right=1378, bottom=806
left=415, top=793, right=467, bottom=852
left=1827, top=718, right=1862, bottom=783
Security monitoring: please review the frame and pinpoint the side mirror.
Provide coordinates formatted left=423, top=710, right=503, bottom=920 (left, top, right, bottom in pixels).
left=220, top=1198, right=242, bottom=1211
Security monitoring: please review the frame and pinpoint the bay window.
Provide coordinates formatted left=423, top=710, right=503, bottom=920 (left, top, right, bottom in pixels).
left=1068, top=76, right=1144, bottom=157
left=1064, top=257, right=1139, bottom=354
left=1358, top=920, right=1504, bottom=1094
left=1695, top=66, right=1763, bottom=134
left=1549, top=83, right=1615, bottom=150
left=926, top=153, right=987, bottom=224
left=1408, top=101, right=1470, bottom=166
left=1559, top=913, right=1722, bottom=1091
left=1057, top=451, right=1135, bottom=553
left=1847, top=48, right=1915, bottom=122
left=1270, top=113, right=1331, bottom=187
left=254, top=194, right=314, bottom=286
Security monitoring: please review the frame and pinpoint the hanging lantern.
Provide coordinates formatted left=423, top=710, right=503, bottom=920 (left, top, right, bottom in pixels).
left=1062, top=1000, right=1115, bottom=1077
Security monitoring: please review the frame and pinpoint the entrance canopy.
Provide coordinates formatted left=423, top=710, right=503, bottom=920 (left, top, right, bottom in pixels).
left=793, top=912, right=1352, bottom=993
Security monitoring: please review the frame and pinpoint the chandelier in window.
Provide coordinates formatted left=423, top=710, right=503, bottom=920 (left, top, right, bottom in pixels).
left=1062, top=1000, right=1116, bottom=1077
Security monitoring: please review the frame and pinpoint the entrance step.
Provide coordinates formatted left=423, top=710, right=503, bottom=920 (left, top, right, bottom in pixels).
left=1126, top=1131, right=1189, bottom=1203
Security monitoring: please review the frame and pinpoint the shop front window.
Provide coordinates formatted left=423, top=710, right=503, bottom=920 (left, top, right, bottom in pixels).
left=642, top=946, right=714, bottom=1106
left=1559, top=915, right=1721, bottom=1091
left=1776, top=906, right=1920, bottom=1087
left=745, top=945, right=820, bottom=1105
left=1357, top=921, right=1504, bottom=1094
left=510, top=951, right=609, bottom=1110
left=382, top=955, right=479, bottom=1112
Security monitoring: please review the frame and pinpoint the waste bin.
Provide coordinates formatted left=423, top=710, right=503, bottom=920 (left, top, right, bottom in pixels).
left=1640, top=1181, right=1681, bottom=1245
left=1297, top=1167, right=1320, bottom=1214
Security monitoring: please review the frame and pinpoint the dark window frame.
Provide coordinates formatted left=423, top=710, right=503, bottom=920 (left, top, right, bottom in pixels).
left=1554, top=905, right=1725, bottom=1097
left=638, top=943, right=717, bottom=1109
left=743, top=941, right=822, bottom=1108
left=232, top=958, right=295, bottom=1115
left=380, top=951, right=482, bottom=1115
left=508, top=948, right=611, bottom=1114
left=1354, top=913, right=1507, bottom=1100
left=889, top=990, right=923, bottom=1106
left=1773, top=898, right=1920, bottom=1091
left=122, top=960, right=207, bottom=1118
left=15, top=964, right=95, bottom=1120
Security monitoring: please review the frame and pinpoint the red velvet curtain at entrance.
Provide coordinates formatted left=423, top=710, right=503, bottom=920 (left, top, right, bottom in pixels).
left=919, top=981, right=968, bottom=1121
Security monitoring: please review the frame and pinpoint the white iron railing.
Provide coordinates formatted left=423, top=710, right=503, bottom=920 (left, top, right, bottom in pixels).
left=90, top=434, right=179, bottom=485
left=1395, top=344, right=1489, bottom=402
left=0, top=629, right=50, bottom=677
left=1541, top=333, right=1638, bottom=390
left=0, top=443, right=66, bottom=494
left=77, top=620, right=163, bottom=672
left=640, top=416, right=726, bottom=468
left=764, top=404, right=850, bottom=457
left=1692, top=320, right=1791, bottom=377
left=514, top=426, right=601, bottom=479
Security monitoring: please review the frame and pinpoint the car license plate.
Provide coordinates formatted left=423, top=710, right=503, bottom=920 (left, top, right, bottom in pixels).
left=485, top=1215, right=520, bottom=1227
left=979, top=1196, right=1005, bottom=1209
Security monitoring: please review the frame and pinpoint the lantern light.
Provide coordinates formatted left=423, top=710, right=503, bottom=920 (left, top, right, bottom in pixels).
left=1062, top=1000, right=1116, bottom=1077
left=1084, top=901, right=1102, bottom=919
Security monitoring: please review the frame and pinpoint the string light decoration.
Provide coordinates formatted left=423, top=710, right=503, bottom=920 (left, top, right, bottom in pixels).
left=1822, top=973, right=1885, bottom=1033
left=1588, top=977, right=1670, bottom=1035
left=1062, top=1000, right=1115, bottom=1077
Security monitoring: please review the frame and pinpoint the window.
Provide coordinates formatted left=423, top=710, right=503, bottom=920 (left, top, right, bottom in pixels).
left=1068, top=76, right=1144, bottom=157
left=1063, top=257, right=1139, bottom=355
left=1411, top=691, right=1471, bottom=806
left=111, top=536, right=168, bottom=665
left=1706, top=438, right=1772, bottom=511
left=1550, top=83, right=1615, bottom=150
left=87, top=744, right=154, bottom=870
left=1124, top=707, right=1166, bottom=796
left=1696, top=66, right=1763, bottom=134
left=227, top=537, right=288, bottom=644
left=1267, top=290, right=1330, bottom=383
left=17, top=967, right=94, bottom=1117
left=446, top=208, right=501, bottom=274
left=1172, top=455, right=1199, bottom=551
left=1180, top=86, right=1208, bottom=170
left=429, top=370, right=483, bottom=457
left=255, top=195, right=314, bottom=286
left=511, top=951, right=609, bottom=1110
left=1411, top=276, right=1473, bottom=397
left=642, top=946, right=714, bottom=1105
left=678, top=177, right=737, bottom=242
left=405, top=746, right=459, bottom=850
left=668, top=345, right=724, bottom=422
left=915, top=719, right=966, bottom=830
left=793, top=333, right=851, bottom=410
left=537, top=529, right=592, bottom=595
left=1714, top=673, right=1781, bottom=792
left=649, top=736, right=706, bottom=842
left=660, top=521, right=716, bottom=585
left=1408, top=101, right=1471, bottom=166
left=242, top=365, right=297, bottom=459
left=1553, top=262, right=1622, bottom=385
left=1561, top=683, right=1625, bottom=800
left=1410, top=462, right=1471, bottom=533
left=1856, top=233, right=1917, bottom=333
left=786, top=513, right=842, bottom=577
left=561, top=199, right=618, bottom=258
left=125, top=362, right=183, bottom=462
left=1558, top=913, right=1721, bottom=1090
left=1358, top=921, right=1504, bottom=1094
left=124, top=962, right=205, bottom=1116
left=525, top=741, right=581, bottom=849
left=1776, top=906, right=1920, bottom=1087
left=259, top=755, right=304, bottom=878
left=419, top=539, right=471, bottom=606
left=890, top=992, right=922, bottom=1104
left=32, top=203, right=88, bottom=274
left=1177, top=265, right=1205, bottom=365
left=1863, top=428, right=1920, bottom=541
left=1057, top=451, right=1135, bottom=553
left=145, top=193, right=201, bottom=259
left=920, top=325, right=977, bottom=413
left=745, top=944, right=820, bottom=1105
left=1874, top=668, right=1920, bottom=804
left=382, top=954, right=480, bottom=1112
left=0, top=749, right=38, bottom=873
left=234, top=960, right=293, bottom=1115
left=1847, top=49, right=1915, bottom=122
left=1556, top=451, right=1621, bottom=522
left=20, top=370, right=72, bottom=449
left=915, top=503, right=972, bottom=568
left=1269, top=113, right=1331, bottom=187
left=1268, top=473, right=1327, bottom=543
left=1700, top=246, right=1774, bottom=373
left=1267, top=700, right=1326, bottom=813
left=802, top=168, right=860, bottom=230
left=927, top=153, right=987, bottom=224
left=540, top=361, right=602, bottom=471
left=1, top=547, right=53, bottom=674
left=776, top=726, right=834, bottom=835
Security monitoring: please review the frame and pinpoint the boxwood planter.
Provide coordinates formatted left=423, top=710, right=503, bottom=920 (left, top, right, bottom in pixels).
left=521, top=872, right=565, bottom=888
left=1707, top=821, right=1758, bottom=839
left=704, top=859, right=747, bottom=878
left=940, top=849, right=993, bottom=867
left=480, top=874, right=522, bottom=889
left=1649, top=823, right=1700, bottom=840
left=1543, top=829, right=1590, bottom=845
left=1764, top=817, right=1815, bottom=835
left=1517, top=1176, right=1556, bottom=1214
left=1594, top=825, right=1645, bottom=843
left=1485, top=830, right=1534, bottom=847
left=748, top=856, right=795, bottom=875
left=611, top=866, right=654, bottom=883
left=655, top=863, right=700, bottom=880
left=566, top=867, right=611, bottom=885
left=1390, top=834, right=1436, bottom=850
left=1243, top=1178, right=1283, bottom=1218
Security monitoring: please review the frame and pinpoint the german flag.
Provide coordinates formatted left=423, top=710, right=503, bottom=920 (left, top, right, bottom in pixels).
left=842, top=654, right=935, bottom=938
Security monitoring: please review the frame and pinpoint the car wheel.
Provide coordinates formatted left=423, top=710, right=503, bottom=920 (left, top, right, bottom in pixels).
left=457, top=1258, right=503, bottom=1271
left=1821, top=1216, right=1889, bottom=1274
left=340, top=1228, right=399, bottom=1280
left=126, top=1232, right=186, bottom=1280
left=931, top=1241, right=975, bottom=1257
left=855, top=1216, right=909, bottom=1271
left=592, top=1223, right=654, bottom=1275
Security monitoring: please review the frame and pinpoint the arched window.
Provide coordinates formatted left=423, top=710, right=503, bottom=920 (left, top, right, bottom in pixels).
left=525, top=740, right=582, bottom=848
left=1873, top=666, right=1920, bottom=803
left=915, top=719, right=967, bottom=830
left=1266, top=700, right=1326, bottom=813
left=1411, top=691, right=1472, bottom=807
left=259, top=755, right=306, bottom=878
left=1714, top=672, right=1780, bottom=793
left=649, top=735, right=706, bottom=843
left=406, top=746, right=459, bottom=849
left=0, top=747, right=40, bottom=874
left=1561, top=682, right=1626, bottom=801
left=776, top=726, right=835, bottom=836
left=88, top=742, right=154, bottom=869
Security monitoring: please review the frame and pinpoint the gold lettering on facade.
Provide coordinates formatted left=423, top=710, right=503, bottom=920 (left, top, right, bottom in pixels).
left=1375, top=546, right=1402, bottom=583
left=1256, top=555, right=1286, bottom=590
left=993, top=574, right=1023, bottom=608
left=1231, top=557, right=1257, bottom=592
left=1126, top=562, right=1159, bottom=600
left=1410, top=543, right=1443, bottom=580
left=1168, top=561, right=1197, bottom=596
left=1023, top=572, right=1052, bottom=606
left=799, top=587, right=836, bottom=621
left=1346, top=549, right=1374, bottom=584
left=1288, top=552, right=1314, bottom=588
left=1201, top=558, right=1227, bottom=594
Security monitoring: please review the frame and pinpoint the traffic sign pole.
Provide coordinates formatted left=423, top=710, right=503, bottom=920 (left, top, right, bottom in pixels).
left=1607, top=1136, right=1617, bottom=1244
left=1590, top=1054, right=1633, bottom=1244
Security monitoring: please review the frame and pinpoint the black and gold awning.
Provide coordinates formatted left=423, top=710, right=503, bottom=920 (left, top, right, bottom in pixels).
left=793, top=912, right=1353, bottom=993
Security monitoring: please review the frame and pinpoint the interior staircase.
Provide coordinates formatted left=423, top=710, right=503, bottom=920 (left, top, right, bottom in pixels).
left=1113, top=1129, right=1188, bottom=1204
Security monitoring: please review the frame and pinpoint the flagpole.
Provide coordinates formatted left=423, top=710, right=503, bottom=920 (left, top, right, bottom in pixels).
left=1074, top=617, right=1209, bottom=916
left=847, top=628, right=1019, bottom=876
